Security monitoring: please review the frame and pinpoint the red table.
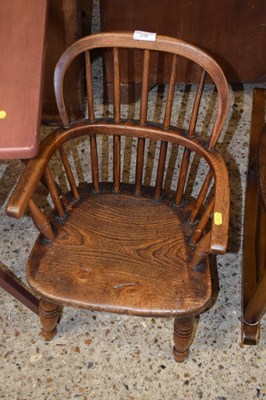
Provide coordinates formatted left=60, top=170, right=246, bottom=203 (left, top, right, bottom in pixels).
left=0, top=0, right=48, bottom=314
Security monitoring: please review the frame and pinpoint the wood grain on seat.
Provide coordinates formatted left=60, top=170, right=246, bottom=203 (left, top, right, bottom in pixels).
left=27, top=188, right=211, bottom=316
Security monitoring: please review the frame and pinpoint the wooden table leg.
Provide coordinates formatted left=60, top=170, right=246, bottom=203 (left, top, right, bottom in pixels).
left=0, top=268, right=39, bottom=315
left=243, top=271, right=266, bottom=345
left=245, top=272, right=266, bottom=324
left=242, top=88, right=266, bottom=345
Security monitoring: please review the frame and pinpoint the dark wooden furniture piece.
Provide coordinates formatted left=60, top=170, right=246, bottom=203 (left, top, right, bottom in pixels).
left=0, top=0, right=49, bottom=314
left=7, top=32, right=230, bottom=361
left=242, top=88, right=266, bottom=344
left=100, top=0, right=266, bottom=100
left=42, top=0, right=84, bottom=120
left=0, top=267, right=39, bottom=315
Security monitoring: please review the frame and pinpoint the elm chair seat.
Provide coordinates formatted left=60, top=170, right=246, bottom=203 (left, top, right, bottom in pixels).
left=27, top=188, right=211, bottom=316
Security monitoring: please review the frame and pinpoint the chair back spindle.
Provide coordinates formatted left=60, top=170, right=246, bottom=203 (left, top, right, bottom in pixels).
left=163, top=54, right=177, bottom=129
left=175, top=69, right=207, bottom=206
left=85, top=50, right=99, bottom=192
left=188, top=69, right=207, bottom=137
left=154, top=141, right=168, bottom=200
left=59, top=147, right=79, bottom=200
left=90, top=135, right=100, bottom=192
left=43, top=167, right=65, bottom=218
left=189, top=170, right=213, bottom=224
left=154, top=54, right=177, bottom=200
left=135, top=49, right=150, bottom=196
left=113, top=47, right=121, bottom=193
left=85, top=50, right=95, bottom=122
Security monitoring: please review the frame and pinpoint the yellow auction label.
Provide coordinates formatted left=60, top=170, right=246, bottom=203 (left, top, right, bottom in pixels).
left=214, top=212, right=222, bottom=225
left=0, top=110, right=7, bottom=119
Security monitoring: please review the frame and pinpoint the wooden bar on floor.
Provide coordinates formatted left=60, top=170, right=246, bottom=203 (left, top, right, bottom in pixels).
left=0, top=268, right=39, bottom=315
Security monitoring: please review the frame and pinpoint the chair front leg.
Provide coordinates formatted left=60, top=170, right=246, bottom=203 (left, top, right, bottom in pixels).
left=39, top=298, right=60, bottom=340
left=173, top=316, right=195, bottom=362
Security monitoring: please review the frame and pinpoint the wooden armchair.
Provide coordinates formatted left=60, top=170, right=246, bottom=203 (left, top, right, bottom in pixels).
left=7, top=32, right=230, bottom=362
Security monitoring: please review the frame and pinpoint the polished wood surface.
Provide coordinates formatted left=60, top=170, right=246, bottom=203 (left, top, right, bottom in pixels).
left=7, top=32, right=230, bottom=361
left=39, top=299, right=60, bottom=340
left=0, top=267, right=39, bottom=315
left=0, top=0, right=48, bottom=159
left=101, top=0, right=266, bottom=84
left=173, top=317, right=195, bottom=362
left=242, top=88, right=266, bottom=345
left=258, top=124, right=266, bottom=210
left=42, top=0, right=84, bottom=120
left=27, top=188, right=211, bottom=316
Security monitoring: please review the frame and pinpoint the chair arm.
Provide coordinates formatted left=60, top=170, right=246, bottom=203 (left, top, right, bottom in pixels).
left=209, top=154, right=230, bottom=255
left=7, top=158, right=49, bottom=219
left=6, top=128, right=64, bottom=219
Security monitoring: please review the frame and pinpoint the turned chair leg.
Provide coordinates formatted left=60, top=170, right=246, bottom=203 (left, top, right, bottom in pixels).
left=173, top=317, right=195, bottom=362
left=39, top=298, right=60, bottom=341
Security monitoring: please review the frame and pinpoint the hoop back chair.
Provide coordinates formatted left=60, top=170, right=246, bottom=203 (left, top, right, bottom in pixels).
left=7, top=32, right=230, bottom=362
